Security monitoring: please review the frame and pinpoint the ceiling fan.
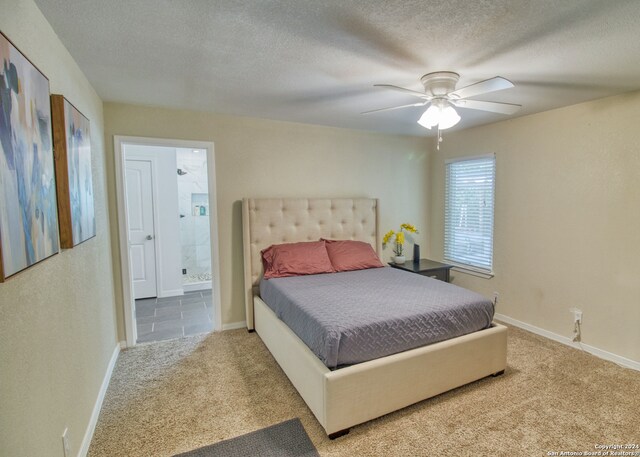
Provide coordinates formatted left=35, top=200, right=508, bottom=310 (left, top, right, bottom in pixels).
left=363, top=71, right=521, bottom=146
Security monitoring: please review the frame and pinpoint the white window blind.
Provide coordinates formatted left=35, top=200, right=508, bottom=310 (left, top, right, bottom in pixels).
left=445, top=155, right=495, bottom=273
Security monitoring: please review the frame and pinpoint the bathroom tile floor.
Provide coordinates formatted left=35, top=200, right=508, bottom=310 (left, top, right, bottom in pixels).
left=135, top=289, right=213, bottom=344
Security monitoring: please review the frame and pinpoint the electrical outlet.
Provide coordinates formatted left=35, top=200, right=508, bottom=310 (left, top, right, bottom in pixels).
left=569, top=307, right=583, bottom=342
left=182, top=268, right=187, bottom=275
left=493, top=292, right=499, bottom=305
left=569, top=307, right=583, bottom=323
left=62, top=428, right=71, bottom=457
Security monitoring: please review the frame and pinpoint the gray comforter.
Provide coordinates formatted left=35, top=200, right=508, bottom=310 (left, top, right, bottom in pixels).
left=259, top=267, right=494, bottom=369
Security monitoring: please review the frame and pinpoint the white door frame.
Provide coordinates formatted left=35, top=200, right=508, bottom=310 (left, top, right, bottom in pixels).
left=114, top=135, right=223, bottom=347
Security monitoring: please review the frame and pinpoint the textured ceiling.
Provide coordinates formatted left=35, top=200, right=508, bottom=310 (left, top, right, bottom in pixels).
left=34, top=0, right=640, bottom=136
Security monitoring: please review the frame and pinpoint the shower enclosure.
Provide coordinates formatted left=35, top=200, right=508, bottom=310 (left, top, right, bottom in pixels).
left=176, top=148, right=212, bottom=291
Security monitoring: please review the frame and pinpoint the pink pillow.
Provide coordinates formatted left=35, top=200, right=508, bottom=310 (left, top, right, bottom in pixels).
left=261, top=241, right=335, bottom=279
left=322, top=239, right=384, bottom=272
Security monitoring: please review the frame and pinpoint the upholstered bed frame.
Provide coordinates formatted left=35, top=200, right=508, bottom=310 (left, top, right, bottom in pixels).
left=242, top=197, right=507, bottom=438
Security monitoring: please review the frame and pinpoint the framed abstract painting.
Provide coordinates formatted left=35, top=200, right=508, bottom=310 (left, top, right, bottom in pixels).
left=51, top=95, right=95, bottom=248
left=0, top=31, right=59, bottom=282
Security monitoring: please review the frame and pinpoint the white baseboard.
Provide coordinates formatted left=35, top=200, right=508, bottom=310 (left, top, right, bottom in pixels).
left=157, top=288, right=184, bottom=298
left=222, top=321, right=247, bottom=331
left=78, top=344, right=120, bottom=456
left=183, top=281, right=212, bottom=293
left=495, top=313, right=640, bottom=372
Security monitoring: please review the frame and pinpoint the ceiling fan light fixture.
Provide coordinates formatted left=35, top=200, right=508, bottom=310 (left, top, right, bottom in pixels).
left=417, top=104, right=441, bottom=129
left=417, top=100, right=460, bottom=130
left=438, top=105, right=461, bottom=129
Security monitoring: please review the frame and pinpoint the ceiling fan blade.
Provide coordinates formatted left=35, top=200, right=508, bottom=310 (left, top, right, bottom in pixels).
left=361, top=101, right=428, bottom=115
left=449, top=76, right=514, bottom=99
left=374, top=84, right=430, bottom=99
left=453, top=99, right=521, bottom=115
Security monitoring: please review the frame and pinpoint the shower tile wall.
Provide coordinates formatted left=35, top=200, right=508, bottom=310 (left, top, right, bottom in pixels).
left=176, top=148, right=211, bottom=284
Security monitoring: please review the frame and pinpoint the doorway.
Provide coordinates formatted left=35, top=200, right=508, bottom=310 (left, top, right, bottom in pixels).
left=115, top=137, right=222, bottom=347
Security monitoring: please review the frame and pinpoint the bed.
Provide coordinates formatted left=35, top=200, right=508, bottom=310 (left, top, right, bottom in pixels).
left=242, top=197, right=507, bottom=438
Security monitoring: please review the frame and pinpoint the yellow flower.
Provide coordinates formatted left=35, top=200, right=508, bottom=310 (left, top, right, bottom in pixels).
left=383, top=223, right=419, bottom=256
left=400, top=223, right=418, bottom=234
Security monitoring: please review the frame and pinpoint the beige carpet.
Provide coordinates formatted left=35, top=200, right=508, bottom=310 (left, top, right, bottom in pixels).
left=88, top=325, right=640, bottom=457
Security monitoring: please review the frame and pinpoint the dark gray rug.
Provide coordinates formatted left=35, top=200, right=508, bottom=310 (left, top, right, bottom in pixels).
left=173, top=418, right=319, bottom=457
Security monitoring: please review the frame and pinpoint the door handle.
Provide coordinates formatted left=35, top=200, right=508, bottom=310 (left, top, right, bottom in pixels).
left=146, top=235, right=153, bottom=240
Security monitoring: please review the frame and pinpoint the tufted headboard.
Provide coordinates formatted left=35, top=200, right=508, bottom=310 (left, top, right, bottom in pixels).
left=242, top=198, right=380, bottom=330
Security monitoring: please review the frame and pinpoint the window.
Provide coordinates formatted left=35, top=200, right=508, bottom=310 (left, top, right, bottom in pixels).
left=445, top=155, right=495, bottom=273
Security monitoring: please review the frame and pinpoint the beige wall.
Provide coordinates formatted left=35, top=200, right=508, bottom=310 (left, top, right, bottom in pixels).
left=0, top=1, right=118, bottom=456
left=104, top=103, right=431, bottom=336
left=429, top=91, right=640, bottom=362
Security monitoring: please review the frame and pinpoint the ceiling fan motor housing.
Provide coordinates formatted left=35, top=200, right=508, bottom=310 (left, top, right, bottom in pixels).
left=420, top=71, right=460, bottom=97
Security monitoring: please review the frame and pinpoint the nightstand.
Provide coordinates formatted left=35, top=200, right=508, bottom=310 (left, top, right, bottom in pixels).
left=389, top=259, right=453, bottom=282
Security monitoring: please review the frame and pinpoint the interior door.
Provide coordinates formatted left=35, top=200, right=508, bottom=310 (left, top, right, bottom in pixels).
left=125, top=160, right=158, bottom=299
